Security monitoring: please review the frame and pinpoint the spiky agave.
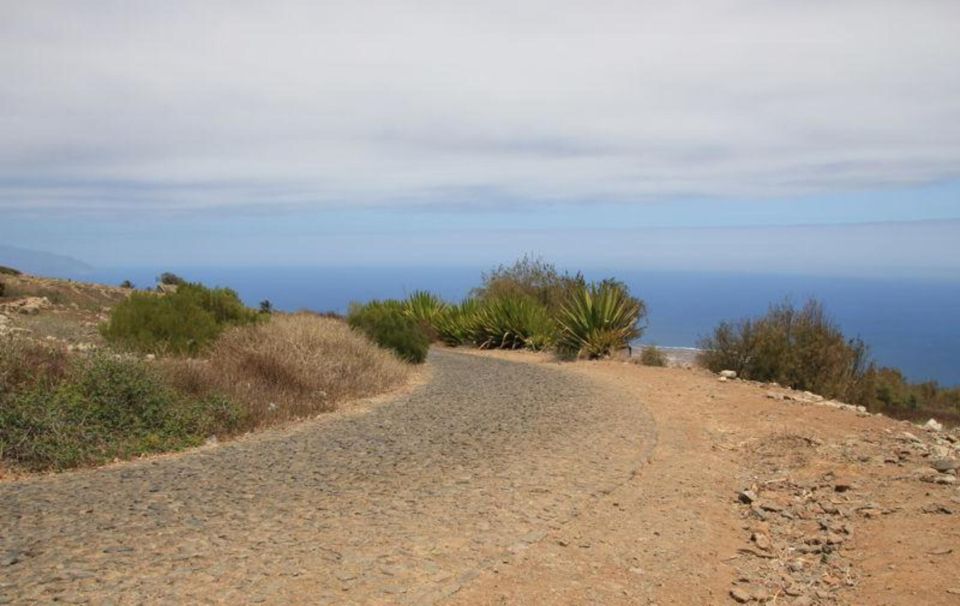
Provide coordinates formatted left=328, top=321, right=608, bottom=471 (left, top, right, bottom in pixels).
left=432, top=299, right=482, bottom=346
left=556, top=282, right=645, bottom=359
left=472, top=295, right=555, bottom=350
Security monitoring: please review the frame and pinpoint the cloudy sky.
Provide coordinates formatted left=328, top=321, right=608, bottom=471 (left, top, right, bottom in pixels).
left=3, top=0, right=959, bottom=274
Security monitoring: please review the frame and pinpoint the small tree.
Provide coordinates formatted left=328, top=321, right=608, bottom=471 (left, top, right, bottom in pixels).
left=259, top=300, right=273, bottom=314
left=157, top=272, right=187, bottom=286
left=120, top=280, right=135, bottom=289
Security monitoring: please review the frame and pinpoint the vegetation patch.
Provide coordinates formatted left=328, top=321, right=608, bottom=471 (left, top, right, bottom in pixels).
left=0, top=341, right=241, bottom=471
left=163, top=314, right=410, bottom=428
left=639, top=345, right=668, bottom=367
left=699, top=299, right=960, bottom=424
left=347, top=300, right=431, bottom=363
left=100, top=282, right=260, bottom=355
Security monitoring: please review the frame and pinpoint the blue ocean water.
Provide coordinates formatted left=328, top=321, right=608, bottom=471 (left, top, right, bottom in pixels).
left=77, top=267, right=960, bottom=387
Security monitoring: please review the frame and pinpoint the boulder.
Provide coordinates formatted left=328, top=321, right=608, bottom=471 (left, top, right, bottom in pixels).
left=719, top=370, right=738, bottom=379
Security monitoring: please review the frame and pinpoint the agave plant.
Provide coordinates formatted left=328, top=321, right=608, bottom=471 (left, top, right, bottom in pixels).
left=556, top=281, right=645, bottom=359
left=432, top=299, right=482, bottom=346
left=403, top=290, right=447, bottom=324
left=472, top=295, right=555, bottom=350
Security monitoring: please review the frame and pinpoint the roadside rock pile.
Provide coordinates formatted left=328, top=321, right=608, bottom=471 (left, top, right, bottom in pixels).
left=728, top=421, right=960, bottom=603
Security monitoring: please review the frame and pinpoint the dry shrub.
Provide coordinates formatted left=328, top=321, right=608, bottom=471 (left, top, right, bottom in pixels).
left=0, top=337, right=71, bottom=393
left=163, top=313, right=410, bottom=429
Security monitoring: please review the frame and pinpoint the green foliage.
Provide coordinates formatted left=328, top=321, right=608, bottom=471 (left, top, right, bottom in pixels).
left=404, top=290, right=447, bottom=324
left=432, top=299, right=482, bottom=346
left=639, top=345, right=668, bottom=367
left=100, top=283, right=259, bottom=355
left=157, top=272, right=186, bottom=286
left=556, top=281, right=645, bottom=359
left=259, top=299, right=273, bottom=314
left=471, top=295, right=555, bottom=350
left=347, top=300, right=431, bottom=363
left=120, top=280, right=134, bottom=289
left=0, top=353, right=242, bottom=471
left=697, top=299, right=871, bottom=402
left=0, top=265, right=21, bottom=276
left=472, top=254, right=585, bottom=313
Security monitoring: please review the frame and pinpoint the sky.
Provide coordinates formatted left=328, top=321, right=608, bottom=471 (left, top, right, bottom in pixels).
left=2, top=1, right=960, bottom=275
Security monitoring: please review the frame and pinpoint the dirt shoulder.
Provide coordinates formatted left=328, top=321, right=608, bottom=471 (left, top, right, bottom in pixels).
left=450, top=349, right=960, bottom=606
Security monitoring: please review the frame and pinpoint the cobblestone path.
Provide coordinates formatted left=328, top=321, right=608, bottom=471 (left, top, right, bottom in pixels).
left=0, top=350, right=654, bottom=604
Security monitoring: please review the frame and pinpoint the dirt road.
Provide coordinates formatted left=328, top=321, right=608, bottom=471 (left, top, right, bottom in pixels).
left=2, top=349, right=958, bottom=605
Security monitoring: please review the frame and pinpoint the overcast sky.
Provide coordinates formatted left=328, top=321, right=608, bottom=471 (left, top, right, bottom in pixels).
left=2, top=1, right=959, bottom=274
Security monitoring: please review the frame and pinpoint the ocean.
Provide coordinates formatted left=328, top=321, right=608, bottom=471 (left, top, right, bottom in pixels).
left=75, top=267, right=960, bottom=387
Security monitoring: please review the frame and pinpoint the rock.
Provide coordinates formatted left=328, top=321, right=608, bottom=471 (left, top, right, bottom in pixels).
left=739, top=490, right=758, bottom=504
left=935, top=475, right=957, bottom=485
left=719, top=376, right=729, bottom=382
left=0, top=551, right=21, bottom=567
left=932, top=458, right=958, bottom=473
left=730, top=587, right=753, bottom=603
left=752, top=532, right=772, bottom=551
left=925, top=418, right=944, bottom=432
left=0, top=296, right=50, bottom=315
left=765, top=391, right=785, bottom=401
left=720, top=370, right=738, bottom=379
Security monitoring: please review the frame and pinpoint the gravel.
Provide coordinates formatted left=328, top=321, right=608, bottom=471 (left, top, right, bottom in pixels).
left=0, top=349, right=654, bottom=604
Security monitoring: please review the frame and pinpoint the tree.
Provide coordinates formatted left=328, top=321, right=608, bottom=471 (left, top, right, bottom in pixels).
left=259, top=299, right=273, bottom=314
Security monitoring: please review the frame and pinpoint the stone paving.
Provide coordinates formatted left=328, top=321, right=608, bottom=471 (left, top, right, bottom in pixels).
left=0, top=350, right=655, bottom=604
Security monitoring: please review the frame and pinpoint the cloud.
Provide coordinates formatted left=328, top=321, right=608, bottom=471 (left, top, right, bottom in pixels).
left=2, top=0, right=959, bottom=212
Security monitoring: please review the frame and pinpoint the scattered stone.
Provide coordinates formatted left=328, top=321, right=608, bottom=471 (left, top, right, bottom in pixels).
left=0, top=551, right=21, bottom=567
left=920, top=503, right=954, bottom=515
left=765, top=391, right=785, bottom=401
left=752, top=532, right=772, bottom=551
left=739, top=490, right=758, bottom=504
left=931, top=458, right=958, bottom=473
left=924, top=419, right=944, bottom=432
left=730, top=587, right=753, bottom=603
left=935, top=475, right=956, bottom=485
left=928, top=548, right=953, bottom=556
left=720, top=370, right=738, bottom=379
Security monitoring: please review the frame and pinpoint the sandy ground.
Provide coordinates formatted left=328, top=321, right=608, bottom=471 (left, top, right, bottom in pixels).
left=451, top=349, right=960, bottom=606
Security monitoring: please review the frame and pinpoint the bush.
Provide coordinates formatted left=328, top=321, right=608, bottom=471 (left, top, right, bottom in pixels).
left=157, top=272, right=186, bottom=286
left=698, top=299, right=872, bottom=402
left=556, top=280, right=646, bottom=359
left=639, top=345, right=668, bottom=367
left=100, top=283, right=259, bottom=355
left=471, top=295, right=556, bottom=350
left=0, top=351, right=242, bottom=471
left=347, top=300, right=431, bottom=363
left=433, top=299, right=482, bottom=346
left=163, top=314, right=410, bottom=427
left=472, top=254, right=585, bottom=313
left=119, top=280, right=134, bottom=289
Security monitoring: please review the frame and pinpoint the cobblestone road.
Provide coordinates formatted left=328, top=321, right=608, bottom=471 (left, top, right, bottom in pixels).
left=0, top=350, right=654, bottom=604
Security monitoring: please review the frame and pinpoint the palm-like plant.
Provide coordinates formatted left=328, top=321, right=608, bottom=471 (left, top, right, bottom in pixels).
left=404, top=290, right=447, bottom=324
left=472, top=296, right=555, bottom=350
left=433, top=299, right=482, bottom=346
left=556, top=282, right=645, bottom=359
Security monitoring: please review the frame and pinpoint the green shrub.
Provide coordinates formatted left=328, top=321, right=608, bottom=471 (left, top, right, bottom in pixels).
left=639, top=345, right=668, bottom=367
left=697, top=299, right=872, bottom=402
left=556, top=281, right=645, bottom=359
left=100, top=282, right=259, bottom=355
left=472, top=254, right=585, bottom=313
left=119, top=280, right=134, bottom=289
left=433, top=299, right=482, bottom=346
left=157, top=272, right=186, bottom=286
left=0, top=353, right=242, bottom=471
left=471, top=295, right=555, bottom=350
left=347, top=300, right=430, bottom=363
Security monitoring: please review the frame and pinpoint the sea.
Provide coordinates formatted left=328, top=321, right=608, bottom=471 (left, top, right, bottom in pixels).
left=73, top=267, right=960, bottom=387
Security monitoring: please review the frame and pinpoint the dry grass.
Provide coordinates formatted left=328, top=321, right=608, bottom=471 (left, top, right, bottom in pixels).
left=0, top=273, right=127, bottom=311
left=162, top=313, right=411, bottom=429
